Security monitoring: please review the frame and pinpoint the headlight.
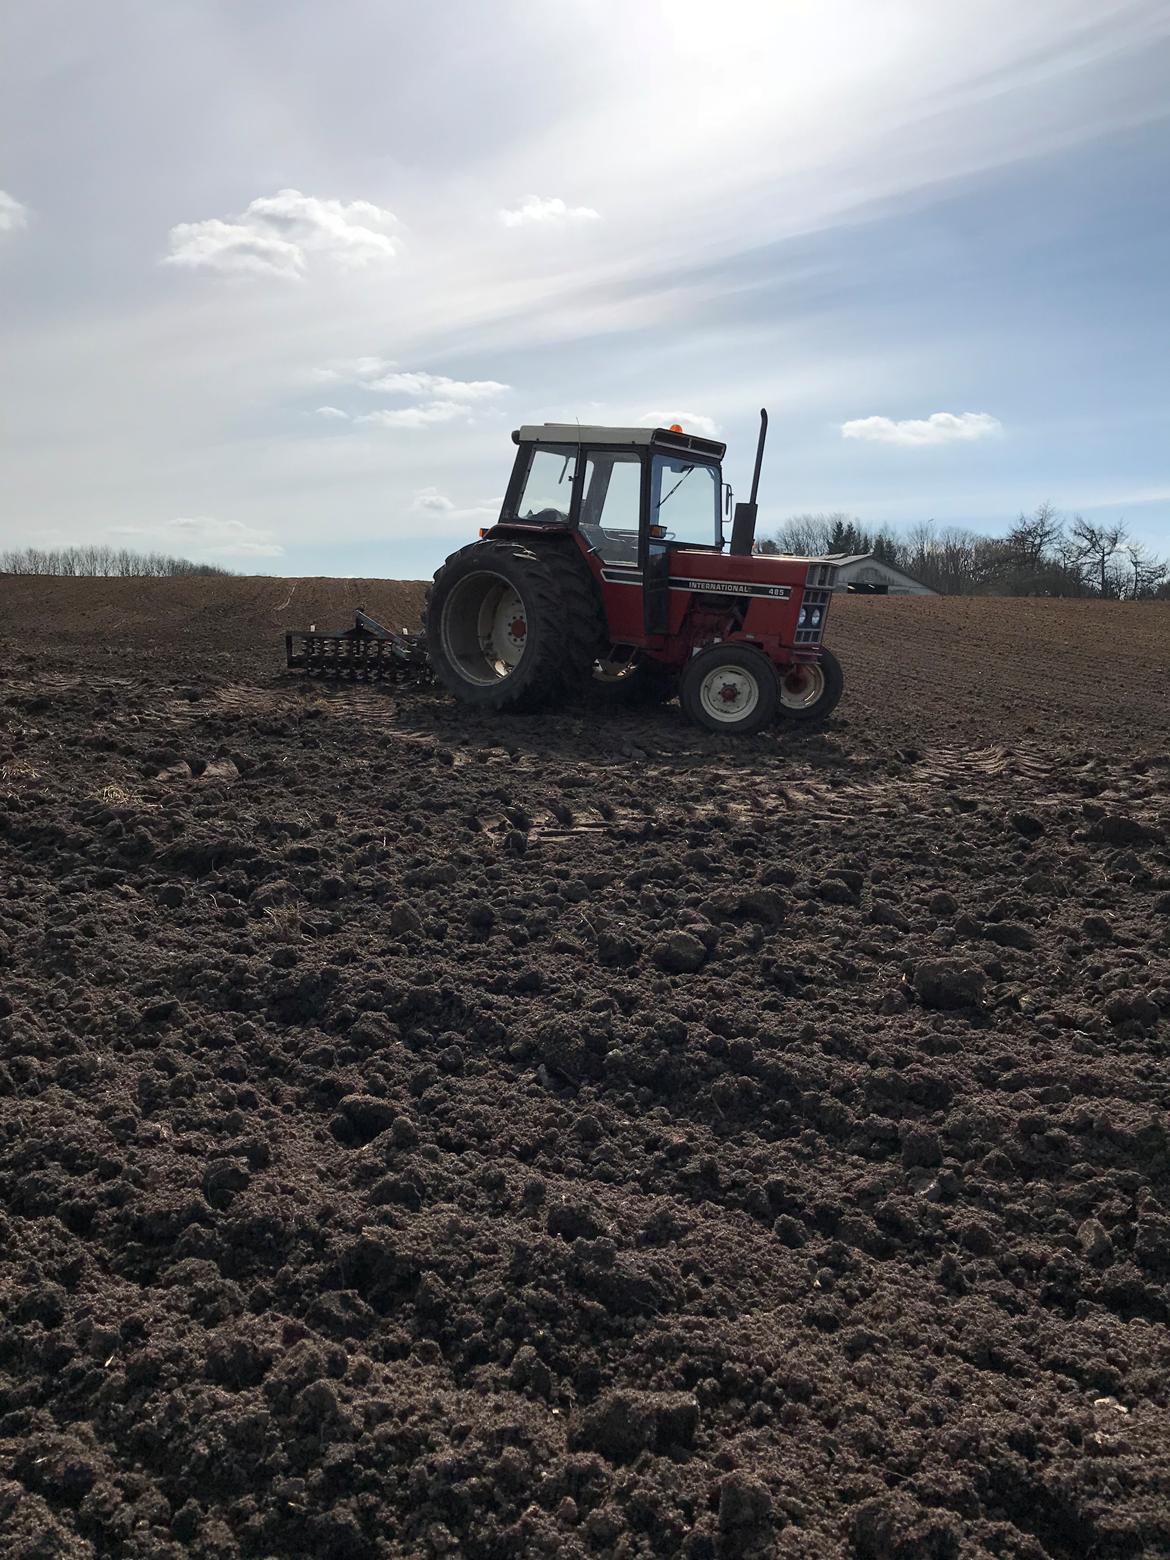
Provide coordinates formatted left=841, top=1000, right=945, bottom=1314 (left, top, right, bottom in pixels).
left=811, top=608, right=821, bottom=627
left=798, top=606, right=807, bottom=627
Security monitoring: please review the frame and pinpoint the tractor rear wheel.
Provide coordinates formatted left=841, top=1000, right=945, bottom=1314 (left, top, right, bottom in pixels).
left=775, top=647, right=844, bottom=723
left=679, top=644, right=779, bottom=735
left=424, top=540, right=603, bottom=712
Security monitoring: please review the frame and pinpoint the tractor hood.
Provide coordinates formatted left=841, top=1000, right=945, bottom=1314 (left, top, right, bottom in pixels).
left=671, top=549, right=836, bottom=593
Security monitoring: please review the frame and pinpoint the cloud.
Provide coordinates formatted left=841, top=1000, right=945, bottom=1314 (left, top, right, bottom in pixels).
left=498, top=195, right=601, bottom=228
left=841, top=411, right=1003, bottom=447
left=314, top=406, right=349, bottom=419
left=317, top=360, right=509, bottom=401
left=356, top=402, right=469, bottom=429
left=409, top=487, right=499, bottom=530
left=0, top=190, right=28, bottom=234
left=367, top=370, right=509, bottom=401
left=112, top=517, right=284, bottom=558
left=318, top=359, right=510, bottom=430
left=641, top=409, right=720, bottom=438
left=164, top=189, right=400, bottom=278
left=411, top=487, right=455, bottom=512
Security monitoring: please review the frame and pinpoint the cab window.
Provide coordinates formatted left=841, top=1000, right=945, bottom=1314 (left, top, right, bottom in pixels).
left=650, top=456, right=720, bottom=548
left=514, top=445, right=577, bottom=523
left=579, top=452, right=641, bottom=565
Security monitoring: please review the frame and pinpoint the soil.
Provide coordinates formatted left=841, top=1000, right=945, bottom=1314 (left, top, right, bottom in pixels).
left=1, top=578, right=1168, bottom=1559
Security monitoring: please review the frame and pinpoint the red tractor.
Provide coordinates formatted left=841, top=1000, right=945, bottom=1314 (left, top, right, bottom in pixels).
left=423, top=410, right=842, bottom=734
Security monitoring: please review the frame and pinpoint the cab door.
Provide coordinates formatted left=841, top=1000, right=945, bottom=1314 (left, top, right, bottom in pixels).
left=642, top=538, right=670, bottom=634
left=639, top=455, right=670, bottom=634
left=641, top=452, right=723, bottom=634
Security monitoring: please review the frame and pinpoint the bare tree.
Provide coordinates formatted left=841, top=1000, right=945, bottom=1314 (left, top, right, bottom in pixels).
left=1066, top=517, right=1129, bottom=597
left=771, top=513, right=857, bottom=556
left=1007, top=502, right=1062, bottom=568
left=737, top=502, right=1162, bottom=600
left=2, top=546, right=231, bottom=578
left=1126, top=542, right=1169, bottom=600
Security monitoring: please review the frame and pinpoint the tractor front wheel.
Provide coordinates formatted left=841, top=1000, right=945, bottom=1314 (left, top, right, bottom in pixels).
left=775, top=647, right=844, bottom=723
left=679, top=644, right=779, bottom=735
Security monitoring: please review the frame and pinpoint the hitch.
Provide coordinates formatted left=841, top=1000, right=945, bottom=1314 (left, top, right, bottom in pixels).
left=285, top=607, right=431, bottom=682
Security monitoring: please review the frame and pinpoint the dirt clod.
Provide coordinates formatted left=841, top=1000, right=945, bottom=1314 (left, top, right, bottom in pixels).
left=569, top=1389, right=699, bottom=1461
left=651, top=930, right=708, bottom=973
left=912, top=957, right=985, bottom=1009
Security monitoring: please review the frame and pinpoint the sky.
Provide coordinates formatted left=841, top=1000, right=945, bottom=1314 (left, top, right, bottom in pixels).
left=2, top=0, right=1169, bottom=578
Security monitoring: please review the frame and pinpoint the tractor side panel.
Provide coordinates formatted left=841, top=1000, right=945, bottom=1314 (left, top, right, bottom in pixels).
left=666, top=548, right=810, bottom=598
left=664, top=549, right=806, bottom=647
left=582, top=545, right=830, bottom=660
left=591, top=563, right=646, bottom=642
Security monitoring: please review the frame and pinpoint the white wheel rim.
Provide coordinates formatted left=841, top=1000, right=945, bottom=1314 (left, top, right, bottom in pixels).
left=698, top=664, right=760, bottom=723
left=441, top=572, right=528, bottom=684
left=779, top=664, right=825, bottom=710
left=484, top=586, right=527, bottom=671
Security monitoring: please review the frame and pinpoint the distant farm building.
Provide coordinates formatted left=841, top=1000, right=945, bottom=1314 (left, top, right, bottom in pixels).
left=815, top=553, right=936, bottom=595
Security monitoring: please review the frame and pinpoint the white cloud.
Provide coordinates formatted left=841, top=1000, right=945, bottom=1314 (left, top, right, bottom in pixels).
left=412, top=486, right=455, bottom=512
left=498, top=195, right=601, bottom=228
left=317, top=359, right=508, bottom=401
left=165, top=218, right=304, bottom=278
left=408, top=487, right=498, bottom=531
left=0, top=190, right=29, bottom=233
left=318, top=360, right=510, bottom=431
left=356, top=401, right=468, bottom=429
left=641, top=409, right=720, bottom=438
left=313, top=356, right=388, bottom=383
left=841, top=411, right=1003, bottom=447
left=164, top=189, right=400, bottom=278
left=368, top=370, right=509, bottom=401
left=112, top=517, right=284, bottom=558
left=168, top=517, right=284, bottom=556
left=315, top=405, right=349, bottom=419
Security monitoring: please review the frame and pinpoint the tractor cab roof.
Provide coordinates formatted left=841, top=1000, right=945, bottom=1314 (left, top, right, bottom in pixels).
left=514, top=423, right=727, bottom=461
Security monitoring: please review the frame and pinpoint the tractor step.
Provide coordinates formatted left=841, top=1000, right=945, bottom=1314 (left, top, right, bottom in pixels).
left=285, top=609, right=431, bottom=682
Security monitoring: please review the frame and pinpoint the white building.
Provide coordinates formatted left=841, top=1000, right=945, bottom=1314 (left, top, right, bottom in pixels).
left=818, top=552, right=936, bottom=595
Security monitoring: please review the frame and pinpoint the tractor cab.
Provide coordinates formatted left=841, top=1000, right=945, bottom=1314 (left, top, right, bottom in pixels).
left=498, top=423, right=733, bottom=634
left=500, top=422, right=726, bottom=568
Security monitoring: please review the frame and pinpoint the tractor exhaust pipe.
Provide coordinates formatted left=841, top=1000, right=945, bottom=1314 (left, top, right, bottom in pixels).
left=729, top=407, right=768, bottom=555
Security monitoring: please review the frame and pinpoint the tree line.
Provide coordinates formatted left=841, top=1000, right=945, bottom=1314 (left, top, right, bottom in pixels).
left=762, top=506, right=1169, bottom=598
left=1, top=546, right=232, bottom=578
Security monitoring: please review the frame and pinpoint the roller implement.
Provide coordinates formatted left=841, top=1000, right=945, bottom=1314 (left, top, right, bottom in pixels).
left=287, top=410, right=843, bottom=735
left=285, top=609, right=429, bottom=682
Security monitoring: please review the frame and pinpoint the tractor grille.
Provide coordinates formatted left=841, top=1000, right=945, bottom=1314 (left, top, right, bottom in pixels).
left=794, top=588, right=832, bottom=646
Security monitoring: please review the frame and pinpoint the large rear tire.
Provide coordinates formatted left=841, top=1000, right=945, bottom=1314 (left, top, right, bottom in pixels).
left=679, top=644, right=779, bottom=735
left=775, top=647, right=844, bottom=723
left=539, top=544, right=608, bottom=694
left=424, top=540, right=603, bottom=712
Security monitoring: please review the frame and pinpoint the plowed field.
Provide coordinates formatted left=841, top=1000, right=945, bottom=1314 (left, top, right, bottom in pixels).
left=1, top=579, right=1168, bottom=1559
